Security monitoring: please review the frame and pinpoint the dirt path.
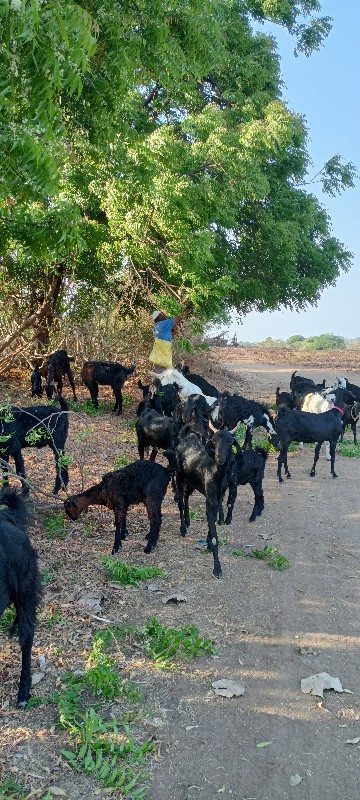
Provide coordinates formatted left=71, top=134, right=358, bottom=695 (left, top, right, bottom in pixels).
left=1, top=358, right=359, bottom=800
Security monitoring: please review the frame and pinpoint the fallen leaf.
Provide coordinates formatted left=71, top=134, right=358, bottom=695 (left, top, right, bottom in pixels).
left=49, top=788, right=67, bottom=797
left=217, top=787, right=226, bottom=794
left=145, top=584, right=164, bottom=593
left=300, top=647, right=317, bottom=656
left=31, top=672, right=45, bottom=687
left=185, top=725, right=199, bottom=731
left=345, top=737, right=360, bottom=745
left=290, top=773, right=303, bottom=787
left=78, top=593, right=104, bottom=613
left=301, top=672, right=345, bottom=699
left=212, top=679, right=245, bottom=698
left=162, top=593, right=187, bottom=604
left=256, top=741, right=272, bottom=748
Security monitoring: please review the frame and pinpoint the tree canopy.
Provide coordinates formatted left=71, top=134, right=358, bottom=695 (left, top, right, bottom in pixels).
left=0, top=0, right=356, bottom=356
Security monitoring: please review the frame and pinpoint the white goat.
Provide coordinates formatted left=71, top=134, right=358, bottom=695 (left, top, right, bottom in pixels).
left=299, top=391, right=335, bottom=460
left=156, top=368, right=218, bottom=408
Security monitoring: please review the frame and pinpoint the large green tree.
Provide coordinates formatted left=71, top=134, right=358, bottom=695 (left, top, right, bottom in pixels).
left=0, top=0, right=356, bottom=356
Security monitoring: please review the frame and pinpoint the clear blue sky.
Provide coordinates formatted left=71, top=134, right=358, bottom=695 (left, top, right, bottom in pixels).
left=228, top=0, right=360, bottom=342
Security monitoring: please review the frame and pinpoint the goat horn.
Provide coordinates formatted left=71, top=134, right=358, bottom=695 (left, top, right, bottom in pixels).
left=229, top=422, right=241, bottom=435
left=208, top=419, right=217, bottom=433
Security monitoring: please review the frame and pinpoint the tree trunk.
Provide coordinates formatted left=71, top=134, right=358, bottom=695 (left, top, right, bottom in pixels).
left=31, top=265, right=65, bottom=353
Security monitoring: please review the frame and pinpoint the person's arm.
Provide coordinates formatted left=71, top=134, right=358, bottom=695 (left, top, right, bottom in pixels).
left=173, top=303, right=194, bottom=331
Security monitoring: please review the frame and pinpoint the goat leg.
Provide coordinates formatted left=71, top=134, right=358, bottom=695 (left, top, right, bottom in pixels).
left=176, top=477, right=188, bottom=537
left=184, top=486, right=191, bottom=527
left=112, top=505, right=127, bottom=553
left=225, top=478, right=237, bottom=526
left=66, top=368, right=77, bottom=402
left=277, top=447, right=286, bottom=483
left=249, top=480, right=263, bottom=522
left=17, top=638, right=33, bottom=708
left=206, top=498, right=222, bottom=578
left=143, top=499, right=162, bottom=553
left=330, top=440, right=337, bottom=478
left=352, top=421, right=357, bottom=446
left=13, top=450, right=28, bottom=495
left=310, top=442, right=321, bottom=477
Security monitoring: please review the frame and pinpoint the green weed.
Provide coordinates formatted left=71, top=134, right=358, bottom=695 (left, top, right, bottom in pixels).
left=41, top=569, right=53, bottom=586
left=114, top=455, right=131, bottom=469
left=338, top=441, right=360, bottom=458
left=102, top=558, right=166, bottom=587
left=251, top=545, right=289, bottom=571
left=141, top=617, right=215, bottom=669
left=189, top=505, right=205, bottom=521
left=47, top=609, right=65, bottom=627
left=43, top=511, right=67, bottom=538
left=0, top=606, right=16, bottom=634
left=0, top=780, right=24, bottom=799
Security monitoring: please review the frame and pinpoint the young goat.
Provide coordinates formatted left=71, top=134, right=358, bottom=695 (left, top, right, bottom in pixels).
left=81, top=361, right=135, bottom=415
left=136, top=408, right=180, bottom=460
left=138, top=379, right=179, bottom=417
left=274, top=387, right=354, bottom=482
left=30, top=366, right=43, bottom=398
left=180, top=394, right=212, bottom=440
left=340, top=401, right=360, bottom=446
left=0, top=397, right=69, bottom=494
left=215, top=393, right=276, bottom=449
left=64, top=457, right=175, bottom=554
left=43, top=350, right=77, bottom=402
left=179, top=365, right=221, bottom=398
left=210, top=442, right=268, bottom=526
left=275, top=387, right=293, bottom=408
left=174, top=426, right=235, bottom=578
left=0, top=489, right=41, bottom=707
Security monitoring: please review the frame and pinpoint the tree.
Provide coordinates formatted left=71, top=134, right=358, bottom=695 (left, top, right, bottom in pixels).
left=299, top=334, right=346, bottom=350
left=0, top=0, right=356, bottom=360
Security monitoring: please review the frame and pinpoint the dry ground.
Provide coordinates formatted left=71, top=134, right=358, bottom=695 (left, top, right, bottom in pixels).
left=0, top=351, right=360, bottom=800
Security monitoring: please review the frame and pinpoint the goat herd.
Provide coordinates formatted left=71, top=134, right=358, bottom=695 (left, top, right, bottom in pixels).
left=1, top=348, right=360, bottom=708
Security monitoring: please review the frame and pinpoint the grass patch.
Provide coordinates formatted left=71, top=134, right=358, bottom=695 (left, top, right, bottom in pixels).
left=0, top=606, right=16, bottom=634
left=189, top=505, right=205, bottom=521
left=140, top=617, right=215, bottom=669
left=0, top=781, right=25, bottom=799
left=114, top=455, right=131, bottom=469
left=338, top=441, right=360, bottom=458
left=41, top=568, right=53, bottom=586
left=251, top=546, right=289, bottom=571
left=102, top=558, right=166, bottom=587
left=43, top=510, right=67, bottom=539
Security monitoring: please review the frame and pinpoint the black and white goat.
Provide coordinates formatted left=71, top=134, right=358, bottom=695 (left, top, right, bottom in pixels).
left=174, top=426, right=236, bottom=578
left=0, top=489, right=41, bottom=707
left=178, top=365, right=221, bottom=398
left=274, top=387, right=354, bottom=482
left=214, top=393, right=276, bottom=449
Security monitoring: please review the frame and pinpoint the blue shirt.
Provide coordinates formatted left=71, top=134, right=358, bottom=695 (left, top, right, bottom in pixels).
left=154, top=317, right=174, bottom=342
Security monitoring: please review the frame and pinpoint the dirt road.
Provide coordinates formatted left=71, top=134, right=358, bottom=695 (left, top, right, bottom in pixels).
left=0, top=356, right=359, bottom=800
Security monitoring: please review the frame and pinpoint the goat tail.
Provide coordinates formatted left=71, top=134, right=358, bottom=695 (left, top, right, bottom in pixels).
left=0, top=488, right=28, bottom=528
left=163, top=449, right=177, bottom=474
left=254, top=446, right=268, bottom=463
left=290, top=370, right=297, bottom=389
left=53, top=396, right=69, bottom=411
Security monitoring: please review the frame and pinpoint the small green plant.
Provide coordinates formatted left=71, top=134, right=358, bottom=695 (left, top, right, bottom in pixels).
left=0, top=780, right=24, bottom=799
left=189, top=505, right=205, bottom=521
left=0, top=606, right=16, bottom=634
left=114, top=455, right=131, bottom=469
left=47, top=609, right=65, bottom=627
left=141, top=617, right=215, bottom=669
left=125, top=421, right=136, bottom=430
left=251, top=545, right=289, bottom=571
left=41, top=569, right=53, bottom=586
left=338, top=441, right=360, bottom=458
left=43, top=511, right=67, bottom=538
left=102, top=557, right=166, bottom=587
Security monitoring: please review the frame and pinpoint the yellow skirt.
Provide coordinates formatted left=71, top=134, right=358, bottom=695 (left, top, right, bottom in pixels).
left=149, top=338, right=173, bottom=369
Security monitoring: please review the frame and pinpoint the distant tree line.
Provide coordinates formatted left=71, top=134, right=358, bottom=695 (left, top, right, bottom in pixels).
left=230, top=333, right=353, bottom=350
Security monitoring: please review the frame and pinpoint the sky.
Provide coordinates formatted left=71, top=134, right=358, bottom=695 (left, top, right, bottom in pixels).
left=227, top=0, right=360, bottom=342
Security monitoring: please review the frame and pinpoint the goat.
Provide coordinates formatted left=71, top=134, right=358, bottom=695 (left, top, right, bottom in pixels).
left=0, top=489, right=41, bottom=707
left=43, top=350, right=77, bottom=402
left=210, top=442, right=268, bottom=526
left=290, top=371, right=326, bottom=392
left=81, top=361, right=135, bottom=415
left=178, top=365, right=221, bottom=398
left=136, top=408, right=180, bottom=460
left=179, top=394, right=212, bottom=440
left=340, top=401, right=360, bottom=446
left=158, top=368, right=218, bottom=407
left=300, top=392, right=335, bottom=460
left=0, top=397, right=69, bottom=494
left=64, top=456, right=175, bottom=554
left=275, top=387, right=293, bottom=408
left=30, top=366, right=43, bottom=398
left=138, top=378, right=179, bottom=417
left=174, top=426, right=236, bottom=578
left=215, top=393, right=276, bottom=449
left=274, top=387, right=355, bottom=482
left=335, top=377, right=360, bottom=402
left=136, top=384, right=163, bottom=417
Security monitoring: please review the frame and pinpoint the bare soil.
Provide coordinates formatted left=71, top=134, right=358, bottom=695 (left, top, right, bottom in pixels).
left=0, top=351, right=359, bottom=800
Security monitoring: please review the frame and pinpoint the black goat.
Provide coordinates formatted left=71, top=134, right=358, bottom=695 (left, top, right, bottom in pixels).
left=64, top=456, right=175, bottom=554
left=136, top=384, right=163, bottom=417
left=0, top=397, right=69, bottom=494
left=215, top=393, right=276, bottom=449
left=138, top=379, right=179, bottom=417
left=340, top=401, right=360, bottom=446
left=179, top=365, right=221, bottom=398
left=290, top=371, right=326, bottom=391
left=337, top=378, right=360, bottom=402
left=81, top=361, right=135, bottom=415
left=274, top=387, right=354, bottom=482
left=136, top=409, right=180, bottom=460
left=30, top=366, right=43, bottom=398
left=174, top=426, right=236, bottom=578
left=0, top=489, right=41, bottom=707
left=180, top=394, right=211, bottom=439
left=43, top=350, right=77, bottom=402
left=275, top=387, right=293, bottom=408
left=214, top=443, right=268, bottom=525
